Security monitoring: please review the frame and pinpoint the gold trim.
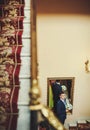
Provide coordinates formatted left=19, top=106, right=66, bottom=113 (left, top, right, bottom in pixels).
left=30, top=104, right=42, bottom=110
left=85, top=60, right=90, bottom=73
left=30, top=79, right=41, bottom=106
left=41, top=105, right=67, bottom=130
left=30, top=0, right=67, bottom=129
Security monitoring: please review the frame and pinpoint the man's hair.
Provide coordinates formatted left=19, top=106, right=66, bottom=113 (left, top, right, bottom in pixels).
left=59, top=91, right=64, bottom=95
left=56, top=80, right=60, bottom=82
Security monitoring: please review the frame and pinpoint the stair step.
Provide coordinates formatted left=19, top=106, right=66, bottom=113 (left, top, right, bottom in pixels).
left=69, top=120, right=90, bottom=130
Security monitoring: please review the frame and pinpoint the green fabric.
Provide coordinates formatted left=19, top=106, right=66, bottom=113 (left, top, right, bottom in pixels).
left=49, top=85, right=54, bottom=108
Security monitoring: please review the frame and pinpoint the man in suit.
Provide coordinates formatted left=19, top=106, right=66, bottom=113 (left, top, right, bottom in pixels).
left=56, top=91, right=67, bottom=124
left=51, top=80, right=62, bottom=113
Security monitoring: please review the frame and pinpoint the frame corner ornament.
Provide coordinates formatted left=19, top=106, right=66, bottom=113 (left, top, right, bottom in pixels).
left=85, top=60, right=90, bottom=73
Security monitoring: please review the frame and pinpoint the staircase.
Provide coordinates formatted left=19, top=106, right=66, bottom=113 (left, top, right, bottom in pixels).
left=69, top=120, right=90, bottom=130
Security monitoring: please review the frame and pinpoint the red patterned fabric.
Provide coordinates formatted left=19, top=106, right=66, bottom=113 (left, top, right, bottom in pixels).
left=0, top=0, right=24, bottom=113
left=0, top=18, right=23, bottom=33
left=0, top=33, right=22, bottom=46
left=0, top=114, right=18, bottom=130
left=0, top=0, right=24, bottom=5
left=0, top=64, right=21, bottom=87
left=0, top=87, right=19, bottom=113
left=0, top=5, right=24, bottom=18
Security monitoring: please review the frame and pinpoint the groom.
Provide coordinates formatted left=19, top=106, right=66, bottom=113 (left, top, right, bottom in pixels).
left=51, top=80, right=62, bottom=113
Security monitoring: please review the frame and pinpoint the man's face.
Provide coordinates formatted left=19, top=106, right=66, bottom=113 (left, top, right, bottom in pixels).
left=60, top=93, right=66, bottom=100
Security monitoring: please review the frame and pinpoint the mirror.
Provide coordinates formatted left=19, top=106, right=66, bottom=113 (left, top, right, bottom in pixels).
left=47, top=77, right=75, bottom=114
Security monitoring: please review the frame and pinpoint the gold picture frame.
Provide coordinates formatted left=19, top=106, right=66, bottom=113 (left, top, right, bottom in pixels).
left=47, top=77, right=75, bottom=114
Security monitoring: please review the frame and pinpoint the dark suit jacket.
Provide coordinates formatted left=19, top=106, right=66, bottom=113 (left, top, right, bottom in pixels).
left=56, top=99, right=66, bottom=124
left=52, top=82, right=62, bottom=102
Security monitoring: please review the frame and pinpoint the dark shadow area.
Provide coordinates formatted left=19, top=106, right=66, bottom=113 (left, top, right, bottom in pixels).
left=0, top=106, right=30, bottom=130
left=37, top=0, right=90, bottom=15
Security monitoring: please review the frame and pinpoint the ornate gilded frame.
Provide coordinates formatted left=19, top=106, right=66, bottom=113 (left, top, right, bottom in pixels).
left=47, top=77, right=75, bottom=114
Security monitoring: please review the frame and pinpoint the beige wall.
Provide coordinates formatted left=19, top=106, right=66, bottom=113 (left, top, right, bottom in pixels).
left=37, top=0, right=90, bottom=124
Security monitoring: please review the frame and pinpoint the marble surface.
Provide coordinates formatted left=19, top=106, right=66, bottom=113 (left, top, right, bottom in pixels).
left=0, top=106, right=31, bottom=130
